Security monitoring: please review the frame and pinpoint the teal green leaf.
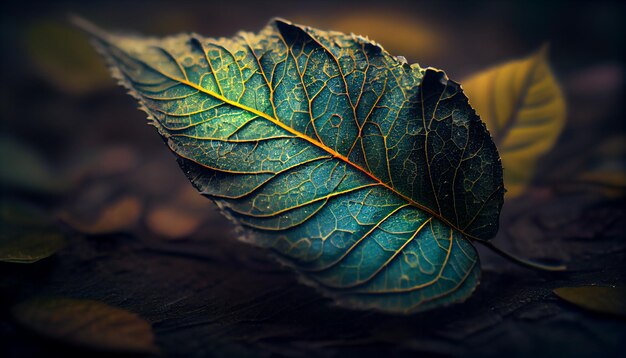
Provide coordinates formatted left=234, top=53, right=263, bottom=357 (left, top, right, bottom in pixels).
left=78, top=18, right=504, bottom=314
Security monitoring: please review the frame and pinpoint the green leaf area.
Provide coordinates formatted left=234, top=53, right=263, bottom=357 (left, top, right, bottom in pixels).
left=82, top=18, right=504, bottom=313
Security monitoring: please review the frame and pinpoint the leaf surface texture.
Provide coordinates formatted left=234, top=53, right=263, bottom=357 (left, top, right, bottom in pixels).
left=83, top=18, right=504, bottom=313
left=463, top=46, right=565, bottom=198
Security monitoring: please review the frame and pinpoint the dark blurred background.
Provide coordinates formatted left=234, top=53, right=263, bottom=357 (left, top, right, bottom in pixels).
left=1, top=1, right=625, bottom=357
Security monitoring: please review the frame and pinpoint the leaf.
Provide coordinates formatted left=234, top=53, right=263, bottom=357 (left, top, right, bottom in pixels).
left=78, top=17, right=504, bottom=314
left=12, top=297, right=159, bottom=354
left=0, top=231, right=65, bottom=264
left=0, top=201, right=65, bottom=263
left=462, top=46, right=566, bottom=198
left=553, top=286, right=626, bottom=318
left=61, top=196, right=143, bottom=235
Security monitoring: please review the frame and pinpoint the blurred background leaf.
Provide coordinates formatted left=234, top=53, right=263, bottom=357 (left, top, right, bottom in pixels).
left=12, top=297, right=159, bottom=354
left=0, top=200, right=65, bottom=263
left=463, top=46, right=566, bottom=198
left=0, top=0, right=624, bottom=356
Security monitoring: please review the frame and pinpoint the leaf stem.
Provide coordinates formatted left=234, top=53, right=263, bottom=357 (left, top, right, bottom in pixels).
left=473, top=239, right=567, bottom=272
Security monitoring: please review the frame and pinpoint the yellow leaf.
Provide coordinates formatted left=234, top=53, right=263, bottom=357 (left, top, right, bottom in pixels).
left=554, top=286, right=626, bottom=318
left=463, top=46, right=566, bottom=198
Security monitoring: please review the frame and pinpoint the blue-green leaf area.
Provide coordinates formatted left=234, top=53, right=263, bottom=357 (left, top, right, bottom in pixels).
left=83, top=18, right=503, bottom=313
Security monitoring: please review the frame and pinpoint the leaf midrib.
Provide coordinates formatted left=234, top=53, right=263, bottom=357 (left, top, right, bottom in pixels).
left=173, top=74, right=486, bottom=240
left=103, top=34, right=485, bottom=241
left=493, top=48, right=544, bottom=147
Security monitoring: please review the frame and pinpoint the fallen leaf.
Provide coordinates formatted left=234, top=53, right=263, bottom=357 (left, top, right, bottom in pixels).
left=0, top=202, right=65, bottom=263
left=554, top=286, right=626, bottom=318
left=61, top=196, right=142, bottom=235
left=463, top=46, right=566, bottom=198
left=0, top=231, right=65, bottom=264
left=80, top=17, right=504, bottom=314
left=12, top=297, right=159, bottom=354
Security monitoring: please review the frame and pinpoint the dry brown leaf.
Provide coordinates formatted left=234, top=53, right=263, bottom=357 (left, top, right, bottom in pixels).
left=12, top=297, right=159, bottom=354
left=463, top=46, right=566, bottom=198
